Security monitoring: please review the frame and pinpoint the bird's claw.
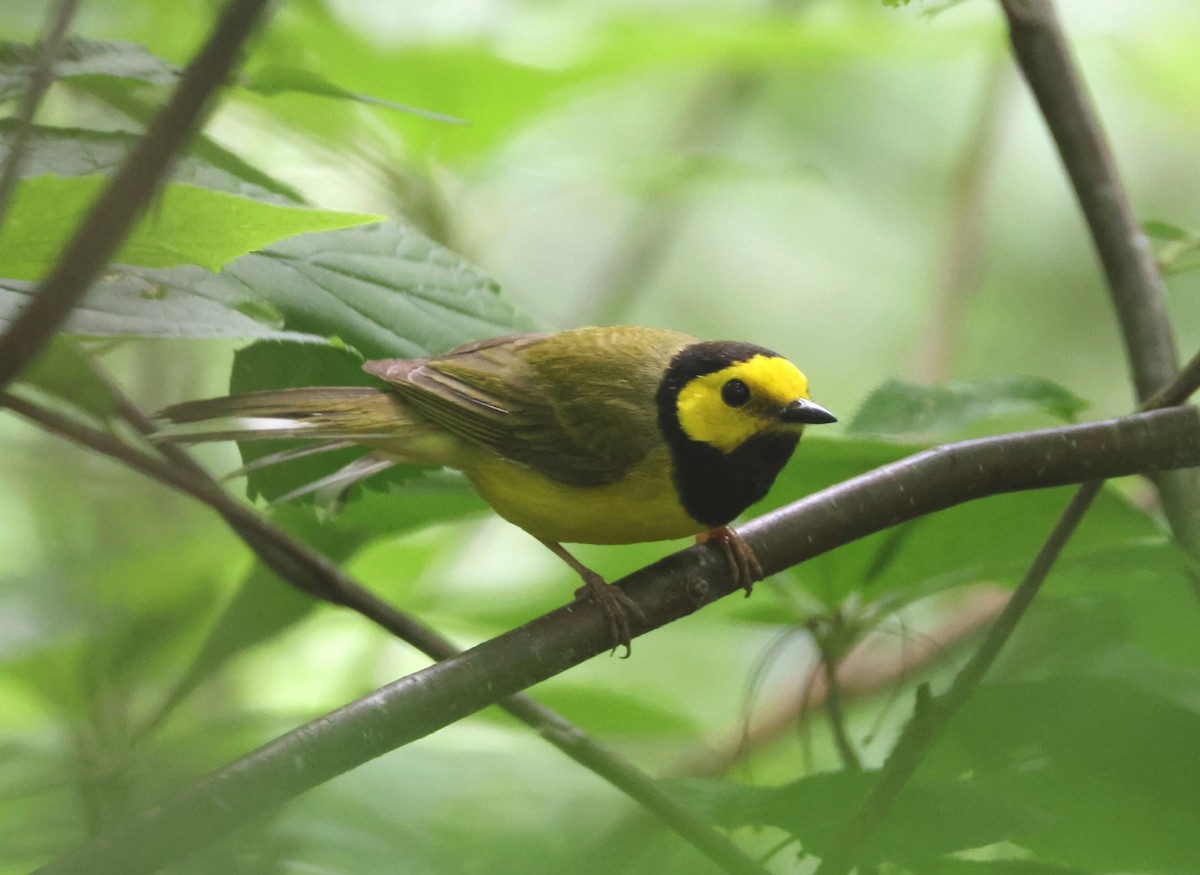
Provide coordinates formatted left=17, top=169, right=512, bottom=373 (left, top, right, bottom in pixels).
left=697, top=525, right=764, bottom=596
left=574, top=572, right=645, bottom=658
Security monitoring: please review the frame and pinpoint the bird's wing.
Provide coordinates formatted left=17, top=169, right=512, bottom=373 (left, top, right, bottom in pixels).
left=364, top=328, right=690, bottom=486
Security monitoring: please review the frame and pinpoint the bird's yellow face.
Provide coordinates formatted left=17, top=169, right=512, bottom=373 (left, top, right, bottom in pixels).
left=675, top=354, right=812, bottom=453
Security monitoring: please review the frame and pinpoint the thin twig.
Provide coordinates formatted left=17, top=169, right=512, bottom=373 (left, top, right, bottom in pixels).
left=916, top=60, right=1010, bottom=382
left=0, top=0, right=81, bottom=232
left=812, top=14, right=1200, bottom=860
left=20, top=401, right=1200, bottom=875
left=681, top=589, right=1008, bottom=779
left=812, top=482, right=1101, bottom=875
left=820, top=653, right=861, bottom=772
left=3, top=387, right=769, bottom=875
left=0, top=0, right=274, bottom=391
left=582, top=0, right=810, bottom=324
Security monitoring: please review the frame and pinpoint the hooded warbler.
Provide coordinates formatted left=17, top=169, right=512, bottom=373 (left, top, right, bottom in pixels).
left=161, top=326, right=836, bottom=652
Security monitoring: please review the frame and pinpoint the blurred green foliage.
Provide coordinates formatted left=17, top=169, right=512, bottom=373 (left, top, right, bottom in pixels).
left=1, top=1, right=1199, bottom=873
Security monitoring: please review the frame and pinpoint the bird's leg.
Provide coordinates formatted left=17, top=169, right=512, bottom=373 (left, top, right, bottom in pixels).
left=696, top=525, right=764, bottom=597
left=538, top=539, right=645, bottom=657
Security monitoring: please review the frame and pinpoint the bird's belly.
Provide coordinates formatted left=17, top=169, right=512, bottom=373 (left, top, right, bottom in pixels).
left=465, top=451, right=704, bottom=545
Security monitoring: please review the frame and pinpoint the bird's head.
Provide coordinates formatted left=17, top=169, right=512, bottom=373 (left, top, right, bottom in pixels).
left=658, top=341, right=836, bottom=454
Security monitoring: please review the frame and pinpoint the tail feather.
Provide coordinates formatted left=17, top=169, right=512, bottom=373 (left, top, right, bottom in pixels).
left=272, top=454, right=398, bottom=506
left=221, top=440, right=357, bottom=481
left=156, top=387, right=411, bottom=443
left=155, top=386, right=463, bottom=499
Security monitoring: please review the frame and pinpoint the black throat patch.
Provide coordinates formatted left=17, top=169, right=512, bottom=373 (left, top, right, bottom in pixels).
left=655, top=342, right=801, bottom=528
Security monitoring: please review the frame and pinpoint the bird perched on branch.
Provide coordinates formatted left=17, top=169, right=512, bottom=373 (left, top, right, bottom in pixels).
left=159, top=326, right=836, bottom=654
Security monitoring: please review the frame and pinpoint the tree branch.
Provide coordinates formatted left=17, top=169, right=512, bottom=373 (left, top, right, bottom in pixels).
left=26, top=403, right=1200, bottom=875
left=0, top=0, right=274, bottom=391
left=998, top=0, right=1200, bottom=559
left=810, top=346, right=1200, bottom=875
left=0, top=388, right=769, bottom=875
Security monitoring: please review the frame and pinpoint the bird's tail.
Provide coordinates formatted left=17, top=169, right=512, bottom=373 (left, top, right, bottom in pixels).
left=155, top=387, right=455, bottom=504
left=156, top=387, right=414, bottom=443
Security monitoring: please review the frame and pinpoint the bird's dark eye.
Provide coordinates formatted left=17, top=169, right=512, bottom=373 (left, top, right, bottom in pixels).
left=721, top=378, right=750, bottom=408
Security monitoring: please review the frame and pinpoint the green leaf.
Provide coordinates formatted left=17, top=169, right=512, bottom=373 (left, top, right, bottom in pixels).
left=0, top=38, right=179, bottom=102
left=924, top=678, right=1200, bottom=873
left=929, top=861, right=1090, bottom=875
left=0, top=174, right=382, bottom=280
left=1142, top=219, right=1191, bottom=241
left=0, top=120, right=294, bottom=204
left=1, top=219, right=531, bottom=347
left=670, top=770, right=1041, bottom=866
left=243, top=64, right=466, bottom=125
left=518, top=685, right=699, bottom=736
left=1142, top=219, right=1200, bottom=276
left=20, top=339, right=118, bottom=419
left=847, top=377, right=1087, bottom=439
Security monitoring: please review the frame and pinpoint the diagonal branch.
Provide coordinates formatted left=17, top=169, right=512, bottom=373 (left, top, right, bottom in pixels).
left=1, top=387, right=769, bottom=875
left=24, top=402, right=1200, bottom=875
left=811, top=345, right=1200, bottom=875
left=0, top=0, right=274, bottom=392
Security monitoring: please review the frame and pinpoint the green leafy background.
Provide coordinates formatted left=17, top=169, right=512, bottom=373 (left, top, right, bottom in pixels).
left=1, top=2, right=1199, bottom=874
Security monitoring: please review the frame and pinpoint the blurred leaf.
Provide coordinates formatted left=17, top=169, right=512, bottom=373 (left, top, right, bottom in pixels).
left=20, top=340, right=118, bottom=419
left=0, top=741, right=81, bottom=869
left=251, top=10, right=577, bottom=162
left=243, top=64, right=467, bottom=124
left=1143, top=219, right=1200, bottom=276
left=520, top=685, right=698, bottom=736
left=671, top=770, right=1042, bottom=866
left=0, top=174, right=381, bottom=280
left=1143, top=220, right=1191, bottom=241
left=847, top=377, right=1086, bottom=439
left=0, top=38, right=178, bottom=101
left=929, top=861, right=1090, bottom=875
left=0, top=120, right=294, bottom=204
left=924, top=678, right=1200, bottom=874
left=152, top=480, right=486, bottom=721
left=79, top=80, right=309, bottom=202
left=1041, top=540, right=1200, bottom=674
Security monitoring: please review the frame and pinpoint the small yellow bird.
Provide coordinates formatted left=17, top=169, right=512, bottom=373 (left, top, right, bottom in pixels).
left=161, top=326, right=835, bottom=652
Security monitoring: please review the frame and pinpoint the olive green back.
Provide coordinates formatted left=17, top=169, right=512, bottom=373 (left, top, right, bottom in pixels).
left=364, top=326, right=694, bottom=486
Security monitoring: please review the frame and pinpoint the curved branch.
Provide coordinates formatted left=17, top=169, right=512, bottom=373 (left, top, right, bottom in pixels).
left=0, top=0, right=274, bottom=391
left=30, top=404, right=1200, bottom=875
left=998, top=0, right=1200, bottom=558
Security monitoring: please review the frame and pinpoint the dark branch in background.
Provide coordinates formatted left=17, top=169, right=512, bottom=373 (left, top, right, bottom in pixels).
left=0, top=0, right=80, bottom=231
left=580, top=0, right=809, bottom=325
left=916, top=60, right=1010, bottom=383
left=0, top=0, right=275, bottom=392
left=820, top=653, right=861, bottom=772
left=811, top=347, right=1200, bottom=875
left=999, top=0, right=1200, bottom=560
left=23, top=403, right=1200, bottom=875
left=1, top=382, right=767, bottom=875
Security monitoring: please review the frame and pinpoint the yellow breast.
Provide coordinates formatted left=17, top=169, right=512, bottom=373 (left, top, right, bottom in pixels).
left=462, top=446, right=704, bottom=545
